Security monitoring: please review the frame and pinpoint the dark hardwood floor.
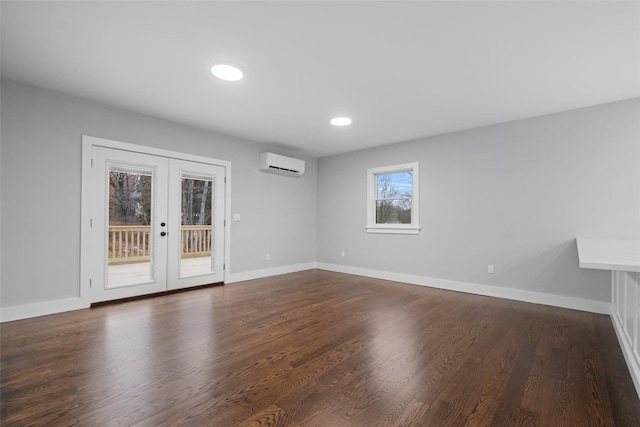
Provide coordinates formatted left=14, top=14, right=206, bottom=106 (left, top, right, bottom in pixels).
left=2, top=269, right=639, bottom=426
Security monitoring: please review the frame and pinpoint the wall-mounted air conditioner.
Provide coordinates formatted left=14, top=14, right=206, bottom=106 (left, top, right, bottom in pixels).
left=259, top=152, right=305, bottom=177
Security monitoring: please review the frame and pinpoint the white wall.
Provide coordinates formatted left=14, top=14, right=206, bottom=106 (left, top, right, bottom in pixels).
left=317, top=99, right=640, bottom=305
left=0, top=78, right=317, bottom=309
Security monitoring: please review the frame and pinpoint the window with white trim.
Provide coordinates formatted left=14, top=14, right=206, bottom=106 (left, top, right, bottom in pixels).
left=366, top=162, right=419, bottom=234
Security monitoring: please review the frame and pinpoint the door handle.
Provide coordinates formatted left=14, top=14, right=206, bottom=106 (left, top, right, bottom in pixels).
left=160, top=231, right=167, bottom=237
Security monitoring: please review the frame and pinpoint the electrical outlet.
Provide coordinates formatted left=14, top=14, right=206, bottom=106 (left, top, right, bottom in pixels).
left=341, top=251, right=346, bottom=258
left=488, top=265, right=494, bottom=274
left=266, top=253, right=271, bottom=261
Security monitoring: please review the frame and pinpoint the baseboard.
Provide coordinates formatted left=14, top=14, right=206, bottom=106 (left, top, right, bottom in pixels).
left=316, top=262, right=610, bottom=315
left=225, top=262, right=318, bottom=284
left=610, top=306, right=640, bottom=398
left=1, top=297, right=89, bottom=323
left=1, top=261, right=611, bottom=322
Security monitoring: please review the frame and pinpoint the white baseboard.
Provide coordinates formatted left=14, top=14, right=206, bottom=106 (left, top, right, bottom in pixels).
left=1, top=297, right=89, bottom=323
left=225, top=262, right=318, bottom=284
left=610, top=307, right=640, bottom=398
left=315, top=262, right=610, bottom=315
left=1, top=261, right=611, bottom=322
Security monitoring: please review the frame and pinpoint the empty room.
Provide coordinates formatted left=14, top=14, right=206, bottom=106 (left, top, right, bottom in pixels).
left=1, top=1, right=639, bottom=426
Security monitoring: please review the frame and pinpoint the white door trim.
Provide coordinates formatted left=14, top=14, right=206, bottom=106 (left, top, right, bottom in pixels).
left=80, top=135, right=232, bottom=304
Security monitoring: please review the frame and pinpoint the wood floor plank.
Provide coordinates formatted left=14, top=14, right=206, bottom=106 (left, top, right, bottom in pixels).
left=2, top=269, right=640, bottom=426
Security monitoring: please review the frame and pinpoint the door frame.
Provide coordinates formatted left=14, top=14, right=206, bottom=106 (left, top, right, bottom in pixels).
left=80, top=135, right=232, bottom=305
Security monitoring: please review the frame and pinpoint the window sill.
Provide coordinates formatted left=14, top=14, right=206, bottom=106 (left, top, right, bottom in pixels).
left=366, top=226, right=421, bottom=235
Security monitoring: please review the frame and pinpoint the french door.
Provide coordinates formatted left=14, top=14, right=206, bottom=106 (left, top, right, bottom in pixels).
left=90, top=146, right=225, bottom=303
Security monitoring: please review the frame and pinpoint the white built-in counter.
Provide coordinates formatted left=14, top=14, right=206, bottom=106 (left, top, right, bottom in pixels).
left=576, top=237, right=640, bottom=272
left=577, top=237, right=640, bottom=397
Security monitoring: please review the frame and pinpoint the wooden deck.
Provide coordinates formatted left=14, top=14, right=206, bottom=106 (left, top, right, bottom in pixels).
left=108, top=256, right=212, bottom=286
left=2, top=270, right=640, bottom=426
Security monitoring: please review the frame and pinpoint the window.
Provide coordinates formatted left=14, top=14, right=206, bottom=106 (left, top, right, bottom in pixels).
left=366, top=162, right=419, bottom=234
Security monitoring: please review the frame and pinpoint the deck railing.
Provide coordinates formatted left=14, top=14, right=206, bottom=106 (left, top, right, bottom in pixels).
left=108, top=225, right=211, bottom=265
left=180, top=225, right=212, bottom=259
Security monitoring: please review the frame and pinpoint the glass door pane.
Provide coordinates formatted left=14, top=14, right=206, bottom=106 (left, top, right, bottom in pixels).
left=179, top=174, right=214, bottom=278
left=107, top=166, right=154, bottom=287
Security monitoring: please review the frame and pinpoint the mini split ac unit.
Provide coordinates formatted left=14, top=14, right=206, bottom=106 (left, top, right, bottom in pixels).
left=259, top=152, right=305, bottom=177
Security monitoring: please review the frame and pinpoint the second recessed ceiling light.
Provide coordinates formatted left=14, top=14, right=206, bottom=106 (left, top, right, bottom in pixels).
left=211, top=64, right=243, bottom=82
left=331, top=117, right=352, bottom=126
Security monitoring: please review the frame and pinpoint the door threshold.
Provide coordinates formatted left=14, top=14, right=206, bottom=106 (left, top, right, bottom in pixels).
left=90, top=282, right=224, bottom=307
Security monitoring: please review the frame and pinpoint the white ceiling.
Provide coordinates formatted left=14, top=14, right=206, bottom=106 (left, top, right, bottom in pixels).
left=1, top=1, right=638, bottom=157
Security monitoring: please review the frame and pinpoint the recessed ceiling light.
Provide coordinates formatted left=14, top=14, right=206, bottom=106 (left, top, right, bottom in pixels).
left=211, top=64, right=243, bottom=82
left=331, top=117, right=352, bottom=126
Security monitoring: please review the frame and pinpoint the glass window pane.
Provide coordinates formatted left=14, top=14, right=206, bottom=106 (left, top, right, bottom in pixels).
left=107, top=168, right=153, bottom=287
left=180, top=175, right=214, bottom=278
left=376, top=171, right=413, bottom=199
left=376, top=199, right=412, bottom=224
